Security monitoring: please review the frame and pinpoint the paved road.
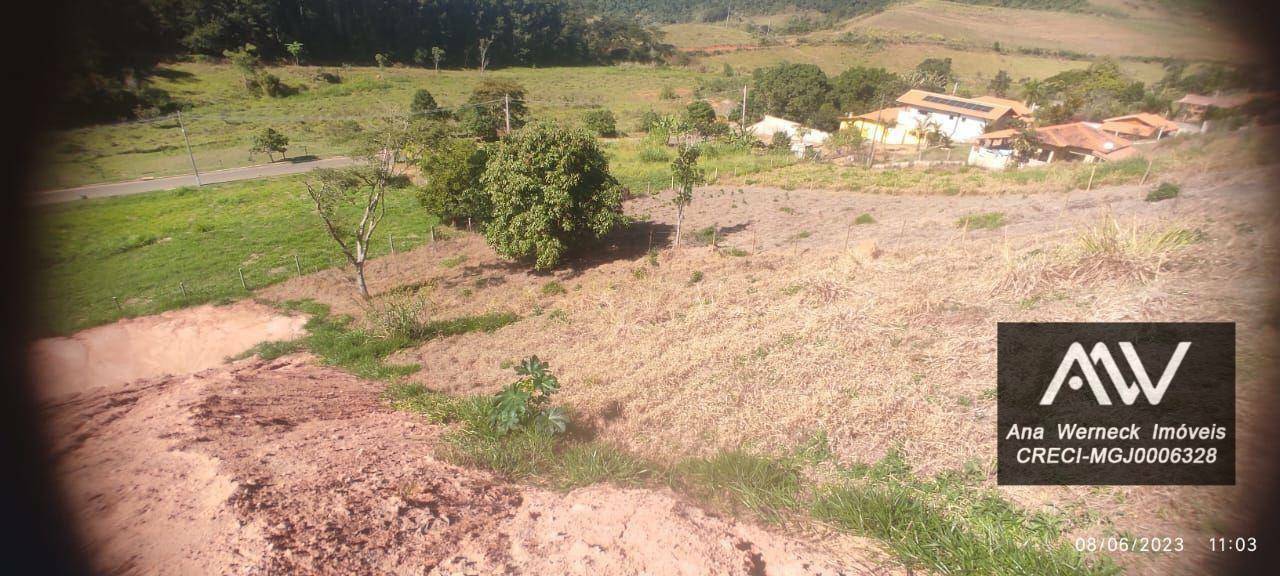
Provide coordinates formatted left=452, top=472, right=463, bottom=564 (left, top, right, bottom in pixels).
left=33, top=156, right=356, bottom=205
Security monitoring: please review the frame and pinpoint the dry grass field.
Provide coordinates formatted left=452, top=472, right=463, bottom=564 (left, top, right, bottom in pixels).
left=256, top=153, right=1279, bottom=574
left=836, top=0, right=1248, bottom=61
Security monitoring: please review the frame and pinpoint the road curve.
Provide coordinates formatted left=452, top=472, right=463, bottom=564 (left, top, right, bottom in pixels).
left=32, top=156, right=357, bottom=205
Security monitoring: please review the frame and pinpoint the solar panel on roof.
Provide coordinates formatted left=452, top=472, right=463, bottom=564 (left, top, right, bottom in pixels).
left=921, top=95, right=994, bottom=113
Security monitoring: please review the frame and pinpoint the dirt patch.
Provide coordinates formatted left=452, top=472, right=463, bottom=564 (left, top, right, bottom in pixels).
left=47, top=353, right=903, bottom=574
left=29, top=301, right=306, bottom=401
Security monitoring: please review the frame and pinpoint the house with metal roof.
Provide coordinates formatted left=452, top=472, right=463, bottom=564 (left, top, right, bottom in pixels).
left=893, top=89, right=1027, bottom=143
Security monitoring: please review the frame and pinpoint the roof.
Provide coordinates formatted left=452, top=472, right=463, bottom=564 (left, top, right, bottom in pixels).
left=748, top=115, right=801, bottom=132
left=979, top=122, right=1132, bottom=158
left=896, top=89, right=1014, bottom=122
left=973, top=95, right=1033, bottom=117
left=845, top=107, right=904, bottom=123
left=1102, top=113, right=1179, bottom=132
left=1175, top=93, right=1260, bottom=109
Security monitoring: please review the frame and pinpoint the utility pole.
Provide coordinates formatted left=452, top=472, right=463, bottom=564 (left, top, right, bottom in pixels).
left=177, top=110, right=202, bottom=186
left=503, top=94, right=511, bottom=134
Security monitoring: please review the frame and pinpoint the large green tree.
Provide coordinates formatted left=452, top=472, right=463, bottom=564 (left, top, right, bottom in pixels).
left=418, top=138, right=491, bottom=225
left=750, top=62, right=833, bottom=126
left=481, top=122, right=626, bottom=270
left=460, top=79, right=529, bottom=140
left=830, top=66, right=906, bottom=114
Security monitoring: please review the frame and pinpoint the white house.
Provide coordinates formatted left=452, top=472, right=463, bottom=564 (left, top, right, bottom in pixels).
left=892, top=89, right=1025, bottom=144
left=746, top=115, right=830, bottom=157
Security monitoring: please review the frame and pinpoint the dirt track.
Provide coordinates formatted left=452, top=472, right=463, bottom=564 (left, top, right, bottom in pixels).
left=45, top=346, right=903, bottom=575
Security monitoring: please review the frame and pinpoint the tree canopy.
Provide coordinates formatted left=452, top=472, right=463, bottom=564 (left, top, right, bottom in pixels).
left=481, top=122, right=626, bottom=270
left=750, top=63, right=833, bottom=128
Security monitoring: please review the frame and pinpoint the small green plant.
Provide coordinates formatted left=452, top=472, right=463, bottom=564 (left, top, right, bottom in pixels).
left=688, top=270, right=704, bottom=285
left=492, top=356, right=569, bottom=435
left=956, top=212, right=1005, bottom=230
left=1146, top=182, right=1180, bottom=202
left=855, top=212, right=876, bottom=225
left=441, top=254, right=467, bottom=268
left=659, top=85, right=678, bottom=100
left=582, top=109, right=619, bottom=137
left=541, top=280, right=567, bottom=296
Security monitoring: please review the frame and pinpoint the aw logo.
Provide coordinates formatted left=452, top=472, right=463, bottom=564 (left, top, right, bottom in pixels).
left=1039, top=341, right=1191, bottom=406
left=997, top=322, right=1235, bottom=485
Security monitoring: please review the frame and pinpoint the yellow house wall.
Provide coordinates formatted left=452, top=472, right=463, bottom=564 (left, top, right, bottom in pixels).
left=840, top=120, right=919, bottom=146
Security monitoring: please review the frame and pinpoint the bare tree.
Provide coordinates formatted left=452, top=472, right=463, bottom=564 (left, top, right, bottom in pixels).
left=304, top=114, right=417, bottom=298
left=477, top=37, right=493, bottom=73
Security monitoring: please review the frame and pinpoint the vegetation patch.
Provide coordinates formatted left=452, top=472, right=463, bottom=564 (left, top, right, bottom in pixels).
left=36, top=177, right=437, bottom=335
left=956, top=211, right=1005, bottom=230
left=1146, top=182, right=1181, bottom=202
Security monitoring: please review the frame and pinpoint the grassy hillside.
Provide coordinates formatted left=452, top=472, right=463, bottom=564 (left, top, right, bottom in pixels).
left=35, top=176, right=439, bottom=334
left=836, top=0, right=1247, bottom=60
left=38, top=63, right=703, bottom=189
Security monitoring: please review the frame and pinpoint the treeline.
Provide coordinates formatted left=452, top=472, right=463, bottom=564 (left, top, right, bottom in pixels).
left=575, top=0, right=891, bottom=24
left=57, top=0, right=671, bottom=126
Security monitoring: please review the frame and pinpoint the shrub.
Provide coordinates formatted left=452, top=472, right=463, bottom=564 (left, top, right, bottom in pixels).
left=417, top=137, right=491, bottom=224
left=482, top=122, right=627, bottom=270
left=770, top=131, right=793, bottom=152
left=582, top=109, right=619, bottom=137
left=258, top=73, right=289, bottom=97
left=638, top=145, right=670, bottom=163
left=410, top=88, right=449, bottom=120
left=541, top=281, right=567, bottom=296
left=364, top=293, right=425, bottom=339
left=460, top=79, right=528, bottom=140
left=492, top=356, right=568, bottom=435
left=1146, top=182, right=1180, bottom=202
left=313, top=69, right=342, bottom=84
left=660, top=85, right=678, bottom=100
left=684, top=100, right=717, bottom=136
left=637, top=110, right=663, bottom=133
left=855, top=212, right=876, bottom=225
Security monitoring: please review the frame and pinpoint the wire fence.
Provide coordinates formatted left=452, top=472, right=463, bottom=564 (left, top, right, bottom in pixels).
left=95, top=229, right=447, bottom=323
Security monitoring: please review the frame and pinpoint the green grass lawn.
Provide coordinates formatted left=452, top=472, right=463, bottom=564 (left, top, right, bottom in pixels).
left=37, top=62, right=705, bottom=189
left=35, top=175, right=438, bottom=334
left=605, top=136, right=801, bottom=193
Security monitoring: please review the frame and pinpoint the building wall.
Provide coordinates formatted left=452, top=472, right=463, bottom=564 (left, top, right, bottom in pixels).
left=843, top=120, right=919, bottom=146
left=967, top=146, right=1013, bottom=171
left=898, top=107, right=994, bottom=143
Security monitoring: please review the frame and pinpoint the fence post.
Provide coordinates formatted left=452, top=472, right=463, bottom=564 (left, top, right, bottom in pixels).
left=1086, top=164, right=1097, bottom=191
left=389, top=234, right=396, bottom=254
left=711, top=222, right=718, bottom=248
left=294, top=253, right=302, bottom=275
left=112, top=296, right=121, bottom=311
left=1140, top=157, right=1153, bottom=185
left=180, top=282, right=188, bottom=298
left=238, top=267, right=248, bottom=290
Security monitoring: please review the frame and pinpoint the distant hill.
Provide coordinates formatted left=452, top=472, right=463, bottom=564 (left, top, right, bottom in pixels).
left=575, top=0, right=893, bottom=24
